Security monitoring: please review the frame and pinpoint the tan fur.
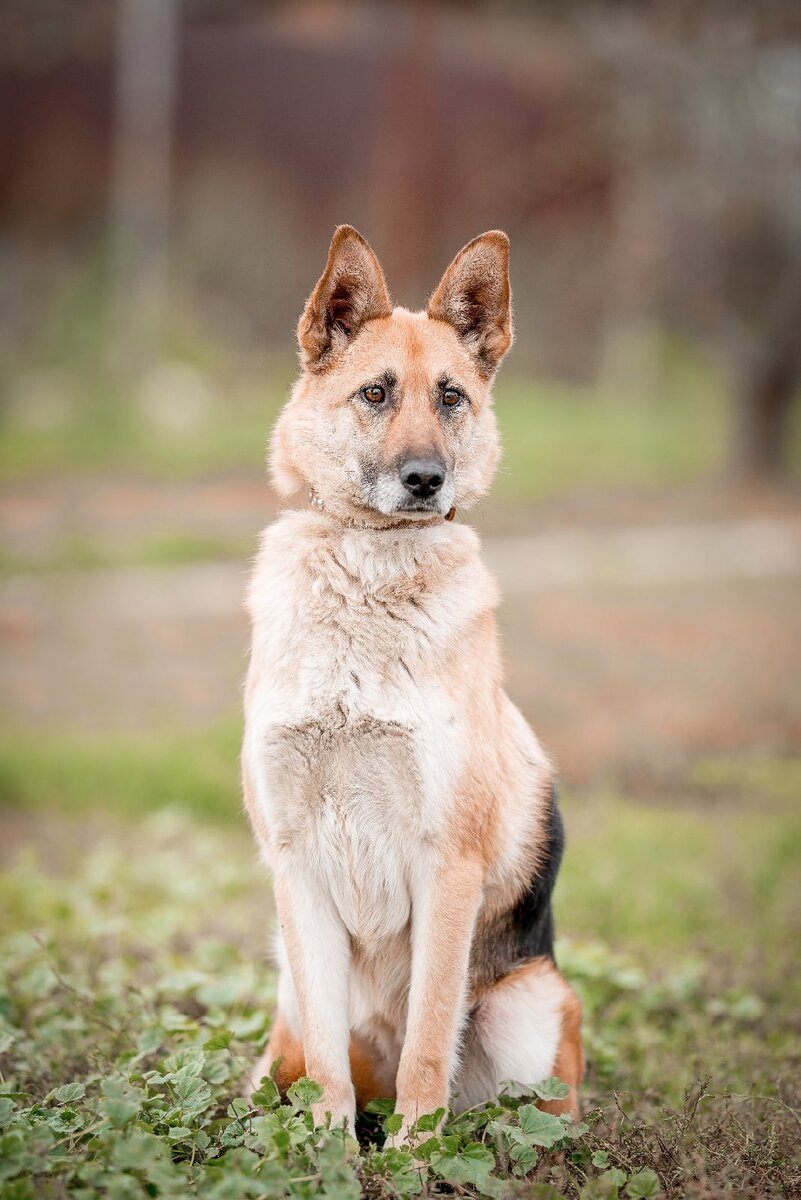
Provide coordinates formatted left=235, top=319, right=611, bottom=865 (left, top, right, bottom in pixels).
left=263, top=1021, right=395, bottom=1111
left=265, top=1014, right=306, bottom=1096
left=394, top=858, right=484, bottom=1124
left=269, top=309, right=503, bottom=524
left=428, top=231, right=513, bottom=375
left=242, top=226, right=583, bottom=1134
left=546, top=984, right=584, bottom=1120
left=480, top=957, right=584, bottom=1121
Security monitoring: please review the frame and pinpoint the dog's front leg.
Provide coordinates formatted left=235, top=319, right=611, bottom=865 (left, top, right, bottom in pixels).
left=272, top=867, right=355, bottom=1132
left=395, top=857, right=484, bottom=1139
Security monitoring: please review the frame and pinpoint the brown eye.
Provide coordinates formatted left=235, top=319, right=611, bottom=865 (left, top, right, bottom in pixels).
left=442, top=387, right=462, bottom=407
left=362, top=384, right=386, bottom=404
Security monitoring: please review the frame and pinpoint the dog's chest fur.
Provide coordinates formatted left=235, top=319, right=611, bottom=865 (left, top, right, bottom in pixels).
left=244, top=511, right=496, bottom=947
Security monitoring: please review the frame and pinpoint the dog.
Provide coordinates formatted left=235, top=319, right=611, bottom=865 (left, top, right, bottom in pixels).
left=242, top=226, right=583, bottom=1138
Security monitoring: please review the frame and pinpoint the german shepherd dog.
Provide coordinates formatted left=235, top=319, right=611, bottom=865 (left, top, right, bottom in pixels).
left=242, top=227, right=583, bottom=1138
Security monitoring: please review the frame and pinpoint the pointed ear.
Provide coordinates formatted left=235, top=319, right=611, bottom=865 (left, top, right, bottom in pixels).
left=298, top=225, right=392, bottom=369
left=427, top=231, right=512, bottom=374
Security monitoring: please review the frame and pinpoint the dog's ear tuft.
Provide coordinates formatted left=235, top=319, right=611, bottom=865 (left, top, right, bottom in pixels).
left=427, top=231, right=512, bottom=374
left=298, top=226, right=392, bottom=369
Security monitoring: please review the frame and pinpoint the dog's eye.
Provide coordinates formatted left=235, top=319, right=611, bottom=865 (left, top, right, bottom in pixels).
left=442, top=387, right=462, bottom=407
left=361, top=385, right=386, bottom=404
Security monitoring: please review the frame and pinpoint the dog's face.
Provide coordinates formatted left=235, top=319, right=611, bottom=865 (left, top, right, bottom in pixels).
left=270, top=226, right=512, bottom=526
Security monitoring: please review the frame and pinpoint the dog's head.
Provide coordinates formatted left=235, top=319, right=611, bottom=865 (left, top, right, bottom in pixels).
left=270, top=225, right=512, bottom=526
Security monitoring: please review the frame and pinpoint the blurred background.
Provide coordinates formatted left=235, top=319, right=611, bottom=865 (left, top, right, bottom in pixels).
left=1, top=0, right=800, bottom=1156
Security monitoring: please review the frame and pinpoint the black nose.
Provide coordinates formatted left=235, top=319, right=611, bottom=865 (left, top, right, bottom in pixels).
left=400, top=458, right=445, bottom=500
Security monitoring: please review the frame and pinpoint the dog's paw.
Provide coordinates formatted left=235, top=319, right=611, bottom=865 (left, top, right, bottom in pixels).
left=391, top=1104, right=447, bottom=1151
left=311, top=1095, right=357, bottom=1139
left=393, top=1117, right=423, bottom=1149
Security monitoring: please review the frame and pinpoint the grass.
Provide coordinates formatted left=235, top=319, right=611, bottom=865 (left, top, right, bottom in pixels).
left=493, top=378, right=728, bottom=504
left=0, top=365, right=734, bottom=501
left=7, top=291, right=790, bottom=506
left=0, top=725, right=799, bottom=1195
left=1, top=809, right=798, bottom=1198
left=1, top=278, right=799, bottom=1193
left=0, top=371, right=739, bottom=576
left=0, top=533, right=255, bottom=578
left=0, top=720, right=243, bottom=825
left=0, top=365, right=281, bottom=485
left=1, top=722, right=799, bottom=973
left=0, top=352, right=775, bottom=576
left=3, top=304, right=799, bottom=575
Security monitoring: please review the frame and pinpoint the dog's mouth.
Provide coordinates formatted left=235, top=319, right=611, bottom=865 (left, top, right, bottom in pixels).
left=395, top=498, right=443, bottom=514
left=359, top=471, right=455, bottom=520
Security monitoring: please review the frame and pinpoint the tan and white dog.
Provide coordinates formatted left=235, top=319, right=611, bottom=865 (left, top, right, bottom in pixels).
left=242, top=226, right=583, bottom=1138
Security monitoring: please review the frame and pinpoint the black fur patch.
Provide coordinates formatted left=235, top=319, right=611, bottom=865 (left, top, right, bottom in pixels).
left=469, top=783, right=565, bottom=995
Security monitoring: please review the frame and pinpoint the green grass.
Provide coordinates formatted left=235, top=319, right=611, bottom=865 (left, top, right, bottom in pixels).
left=1, top=730, right=799, bottom=1196
left=0, top=533, right=256, bottom=577
left=493, top=377, right=727, bottom=503
left=0, top=720, right=243, bottom=825
left=4, top=308, right=781, bottom=503
left=1, top=723, right=799, bottom=980
left=560, top=790, right=801, bottom=964
left=0, top=371, right=738, bottom=576
left=0, top=371, right=282, bottom=484
left=3, top=257, right=800, bottom=504
left=0, top=367, right=734, bottom=500
left=2, top=269, right=799, bottom=1194
left=3, top=308, right=799, bottom=577
left=691, top=752, right=801, bottom=804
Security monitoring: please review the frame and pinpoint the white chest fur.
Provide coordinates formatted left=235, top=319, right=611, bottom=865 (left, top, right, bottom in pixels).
left=243, top=512, right=496, bottom=946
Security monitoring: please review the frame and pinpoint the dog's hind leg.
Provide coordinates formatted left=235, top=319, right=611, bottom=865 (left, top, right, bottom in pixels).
left=454, top=957, right=584, bottom=1120
left=248, top=1009, right=306, bottom=1097
left=348, top=1031, right=397, bottom=1110
left=248, top=1020, right=395, bottom=1112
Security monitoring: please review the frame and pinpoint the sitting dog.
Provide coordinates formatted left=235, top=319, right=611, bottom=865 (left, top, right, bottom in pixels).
left=242, top=226, right=583, bottom=1138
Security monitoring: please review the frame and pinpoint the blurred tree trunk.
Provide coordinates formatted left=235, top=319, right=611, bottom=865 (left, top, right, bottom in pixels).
left=730, top=260, right=801, bottom=479
left=111, top=0, right=178, bottom=373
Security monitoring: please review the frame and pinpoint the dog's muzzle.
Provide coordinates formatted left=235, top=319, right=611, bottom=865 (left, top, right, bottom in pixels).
left=362, top=461, right=455, bottom=517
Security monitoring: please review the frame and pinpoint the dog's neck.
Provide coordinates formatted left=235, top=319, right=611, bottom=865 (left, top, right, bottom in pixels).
left=308, top=488, right=456, bottom=531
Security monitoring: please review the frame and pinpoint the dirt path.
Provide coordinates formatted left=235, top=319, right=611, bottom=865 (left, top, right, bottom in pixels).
left=2, top=516, right=799, bottom=787
left=0, top=474, right=278, bottom=561
left=486, top=518, right=801, bottom=591
left=3, top=472, right=800, bottom=560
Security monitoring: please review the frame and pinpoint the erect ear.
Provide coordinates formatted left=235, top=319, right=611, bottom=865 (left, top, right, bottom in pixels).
left=427, top=231, right=512, bottom=375
left=298, top=225, right=392, bottom=370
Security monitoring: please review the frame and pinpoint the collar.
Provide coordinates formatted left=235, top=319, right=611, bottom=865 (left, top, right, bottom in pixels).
left=308, top=489, right=456, bottom=529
